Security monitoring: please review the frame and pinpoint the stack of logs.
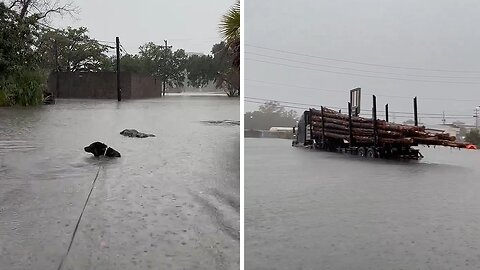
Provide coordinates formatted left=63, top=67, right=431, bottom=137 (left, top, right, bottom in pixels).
left=310, top=107, right=468, bottom=148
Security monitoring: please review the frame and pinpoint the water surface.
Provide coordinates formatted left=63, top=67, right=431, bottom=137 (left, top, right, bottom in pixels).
left=0, top=96, right=239, bottom=270
left=246, top=138, right=480, bottom=270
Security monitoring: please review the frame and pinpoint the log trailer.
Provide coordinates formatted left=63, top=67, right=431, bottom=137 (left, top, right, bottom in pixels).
left=292, top=88, right=467, bottom=160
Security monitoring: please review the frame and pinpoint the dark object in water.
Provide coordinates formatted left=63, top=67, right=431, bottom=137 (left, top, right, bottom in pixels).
left=120, top=129, right=155, bottom=138
left=43, top=91, right=55, bottom=105
left=84, top=142, right=121, bottom=157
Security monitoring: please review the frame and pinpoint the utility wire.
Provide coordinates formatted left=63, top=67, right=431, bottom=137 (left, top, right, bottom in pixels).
left=246, top=79, right=480, bottom=103
left=245, top=44, right=480, bottom=74
left=120, top=44, right=129, bottom=55
left=245, top=51, right=480, bottom=80
left=244, top=96, right=474, bottom=117
left=245, top=58, right=480, bottom=85
left=244, top=99, right=474, bottom=120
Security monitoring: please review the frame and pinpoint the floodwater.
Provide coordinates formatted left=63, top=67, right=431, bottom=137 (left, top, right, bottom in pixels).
left=0, top=96, right=239, bottom=270
left=246, top=138, right=480, bottom=270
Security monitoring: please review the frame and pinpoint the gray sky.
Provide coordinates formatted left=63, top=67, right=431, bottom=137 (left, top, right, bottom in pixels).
left=52, top=0, right=234, bottom=55
left=245, top=0, right=480, bottom=125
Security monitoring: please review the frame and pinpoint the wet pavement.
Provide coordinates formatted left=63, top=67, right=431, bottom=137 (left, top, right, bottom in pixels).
left=0, top=96, right=239, bottom=270
left=246, top=138, right=480, bottom=270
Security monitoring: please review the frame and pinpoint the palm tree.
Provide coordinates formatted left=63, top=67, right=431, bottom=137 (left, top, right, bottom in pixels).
left=217, top=1, right=240, bottom=96
left=219, top=0, right=240, bottom=69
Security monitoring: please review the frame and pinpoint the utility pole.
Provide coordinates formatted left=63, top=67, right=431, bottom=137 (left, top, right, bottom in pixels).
left=385, top=104, right=389, bottom=122
left=474, top=107, right=479, bottom=129
left=159, top=39, right=172, bottom=96
left=54, top=39, right=59, bottom=97
left=413, top=97, right=418, bottom=127
left=116, top=37, right=121, bottom=101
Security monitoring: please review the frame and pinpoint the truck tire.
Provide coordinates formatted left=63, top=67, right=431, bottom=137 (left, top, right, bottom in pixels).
left=358, top=147, right=366, bottom=157
left=367, top=148, right=376, bottom=158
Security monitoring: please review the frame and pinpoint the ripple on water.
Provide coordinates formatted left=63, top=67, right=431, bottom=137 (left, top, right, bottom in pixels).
left=0, top=140, right=38, bottom=153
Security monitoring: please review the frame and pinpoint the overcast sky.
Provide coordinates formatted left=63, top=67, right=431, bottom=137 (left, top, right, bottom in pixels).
left=51, top=0, right=234, bottom=55
left=245, top=0, right=480, bottom=125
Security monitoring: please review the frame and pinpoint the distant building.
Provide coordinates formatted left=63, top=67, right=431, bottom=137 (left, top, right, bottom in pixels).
left=186, top=52, right=206, bottom=57
left=425, top=124, right=460, bottom=137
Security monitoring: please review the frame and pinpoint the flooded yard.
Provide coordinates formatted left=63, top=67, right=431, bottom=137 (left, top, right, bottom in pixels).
left=0, top=96, right=239, bottom=270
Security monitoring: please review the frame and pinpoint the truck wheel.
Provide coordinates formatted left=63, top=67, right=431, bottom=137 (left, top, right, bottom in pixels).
left=358, top=147, right=366, bottom=157
left=367, top=148, right=376, bottom=158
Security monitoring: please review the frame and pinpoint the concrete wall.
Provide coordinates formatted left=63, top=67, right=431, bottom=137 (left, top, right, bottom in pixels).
left=48, top=72, right=163, bottom=99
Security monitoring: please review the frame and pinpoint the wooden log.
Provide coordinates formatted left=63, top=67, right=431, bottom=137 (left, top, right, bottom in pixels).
left=312, top=115, right=425, bottom=133
left=313, top=130, right=414, bottom=145
left=312, top=123, right=404, bottom=138
left=312, top=107, right=426, bottom=132
left=413, top=137, right=466, bottom=147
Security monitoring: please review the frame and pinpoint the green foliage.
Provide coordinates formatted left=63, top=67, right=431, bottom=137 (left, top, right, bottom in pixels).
left=185, top=41, right=239, bottom=94
left=120, top=54, right=147, bottom=73
left=37, top=27, right=111, bottom=72
left=219, top=1, right=240, bottom=69
left=186, top=54, right=215, bottom=88
left=0, top=2, right=45, bottom=107
left=0, top=69, right=46, bottom=106
left=215, top=68, right=239, bottom=97
left=0, top=2, right=40, bottom=77
left=244, top=102, right=299, bottom=130
left=465, top=129, right=480, bottom=146
left=219, top=1, right=240, bottom=45
left=137, top=42, right=188, bottom=88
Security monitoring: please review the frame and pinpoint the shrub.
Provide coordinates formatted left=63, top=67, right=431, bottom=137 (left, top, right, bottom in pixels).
left=0, top=69, right=46, bottom=106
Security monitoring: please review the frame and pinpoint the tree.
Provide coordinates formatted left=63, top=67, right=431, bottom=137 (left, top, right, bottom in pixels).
left=0, top=2, right=40, bottom=78
left=6, top=0, right=78, bottom=21
left=465, top=129, right=480, bottom=146
left=184, top=42, right=239, bottom=95
left=244, top=101, right=299, bottom=130
left=211, top=41, right=239, bottom=96
left=219, top=0, right=239, bottom=69
left=37, top=27, right=111, bottom=72
left=185, top=54, right=215, bottom=88
left=119, top=54, right=146, bottom=73
left=0, top=2, right=45, bottom=106
left=216, top=1, right=240, bottom=97
left=138, top=42, right=188, bottom=95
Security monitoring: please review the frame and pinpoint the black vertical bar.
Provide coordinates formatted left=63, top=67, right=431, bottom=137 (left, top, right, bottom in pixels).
left=348, top=102, right=353, bottom=148
left=116, top=37, right=121, bottom=101
left=309, top=111, right=313, bottom=145
left=372, top=95, right=377, bottom=148
left=414, top=97, right=418, bottom=126
left=385, top=104, right=389, bottom=122
left=321, top=106, right=326, bottom=148
left=54, top=39, right=59, bottom=97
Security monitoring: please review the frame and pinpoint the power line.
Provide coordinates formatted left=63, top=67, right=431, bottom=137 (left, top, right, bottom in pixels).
left=246, top=79, right=480, bottom=103
left=120, top=44, right=129, bottom=55
left=244, top=99, right=474, bottom=120
left=244, top=96, right=473, bottom=117
left=245, top=58, right=480, bottom=85
left=245, top=51, right=480, bottom=80
left=245, top=44, right=480, bottom=74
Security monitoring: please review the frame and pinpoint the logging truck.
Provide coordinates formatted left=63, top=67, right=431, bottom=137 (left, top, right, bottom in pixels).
left=292, top=89, right=467, bottom=160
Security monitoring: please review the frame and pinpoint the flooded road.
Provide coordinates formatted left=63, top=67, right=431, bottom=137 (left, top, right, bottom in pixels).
left=246, top=138, right=480, bottom=270
left=0, top=96, right=239, bottom=270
